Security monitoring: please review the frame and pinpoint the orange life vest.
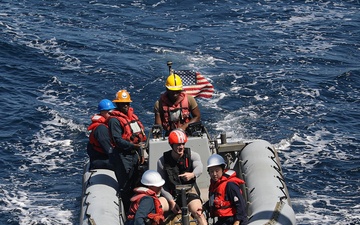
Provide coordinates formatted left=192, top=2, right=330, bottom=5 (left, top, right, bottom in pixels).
left=88, top=114, right=108, bottom=154
left=127, top=187, right=164, bottom=225
left=108, top=108, right=146, bottom=144
left=208, top=170, right=245, bottom=217
left=159, top=92, right=190, bottom=131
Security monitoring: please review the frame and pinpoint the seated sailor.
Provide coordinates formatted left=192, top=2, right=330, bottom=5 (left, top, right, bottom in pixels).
left=207, top=154, right=248, bottom=225
left=157, top=129, right=207, bottom=225
left=126, top=170, right=166, bottom=225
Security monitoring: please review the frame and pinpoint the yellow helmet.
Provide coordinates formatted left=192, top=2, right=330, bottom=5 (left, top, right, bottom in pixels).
left=165, top=74, right=183, bottom=91
left=113, top=90, right=132, bottom=103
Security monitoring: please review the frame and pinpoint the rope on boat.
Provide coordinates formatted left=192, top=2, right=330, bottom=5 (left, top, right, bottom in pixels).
left=264, top=201, right=285, bottom=225
left=84, top=170, right=97, bottom=225
left=89, top=218, right=97, bottom=225
left=268, top=147, right=289, bottom=202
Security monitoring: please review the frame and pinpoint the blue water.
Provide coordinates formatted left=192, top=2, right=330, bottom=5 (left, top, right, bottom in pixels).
left=1, top=0, right=359, bottom=224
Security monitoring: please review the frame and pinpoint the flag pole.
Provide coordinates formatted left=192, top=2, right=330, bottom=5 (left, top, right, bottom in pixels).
left=167, top=61, right=173, bottom=75
left=167, top=61, right=177, bottom=86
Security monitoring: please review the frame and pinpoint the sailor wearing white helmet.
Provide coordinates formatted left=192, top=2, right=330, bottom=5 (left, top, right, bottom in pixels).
left=207, top=154, right=248, bottom=225
left=126, top=170, right=167, bottom=225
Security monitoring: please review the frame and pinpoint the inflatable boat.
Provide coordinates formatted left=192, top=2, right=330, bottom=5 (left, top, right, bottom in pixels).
left=80, top=124, right=296, bottom=225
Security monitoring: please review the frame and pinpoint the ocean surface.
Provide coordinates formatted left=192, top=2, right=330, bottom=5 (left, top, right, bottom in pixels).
left=0, top=0, right=359, bottom=224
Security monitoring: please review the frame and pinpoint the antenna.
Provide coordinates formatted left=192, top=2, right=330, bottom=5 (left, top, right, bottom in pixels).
left=167, top=61, right=173, bottom=75
left=167, top=61, right=176, bottom=86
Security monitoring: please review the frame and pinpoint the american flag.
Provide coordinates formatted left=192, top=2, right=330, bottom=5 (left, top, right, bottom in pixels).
left=175, top=70, right=214, bottom=98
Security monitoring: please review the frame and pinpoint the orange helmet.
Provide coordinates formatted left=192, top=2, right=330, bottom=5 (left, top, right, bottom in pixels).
left=168, top=129, right=188, bottom=144
left=113, top=90, right=132, bottom=103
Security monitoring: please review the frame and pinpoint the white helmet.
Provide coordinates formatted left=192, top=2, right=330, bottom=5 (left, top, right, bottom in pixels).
left=141, top=170, right=165, bottom=187
left=207, top=154, right=226, bottom=168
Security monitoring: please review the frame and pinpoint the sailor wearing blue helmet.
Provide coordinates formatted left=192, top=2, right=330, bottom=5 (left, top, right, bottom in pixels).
left=86, top=99, right=117, bottom=169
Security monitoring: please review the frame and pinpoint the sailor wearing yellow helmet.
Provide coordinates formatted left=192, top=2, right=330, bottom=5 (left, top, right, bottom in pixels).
left=154, top=74, right=201, bottom=135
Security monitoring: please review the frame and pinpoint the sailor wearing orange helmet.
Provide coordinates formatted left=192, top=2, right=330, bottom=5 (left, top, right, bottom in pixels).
left=107, top=89, right=147, bottom=211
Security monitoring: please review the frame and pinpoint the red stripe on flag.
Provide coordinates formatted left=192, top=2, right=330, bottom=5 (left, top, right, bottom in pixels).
left=183, top=72, right=214, bottom=98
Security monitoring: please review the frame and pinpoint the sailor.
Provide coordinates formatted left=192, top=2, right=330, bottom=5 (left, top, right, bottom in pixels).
left=107, top=89, right=147, bottom=211
left=126, top=170, right=167, bottom=225
left=86, top=99, right=116, bottom=169
left=157, top=129, right=207, bottom=225
left=154, top=74, right=201, bottom=136
left=207, top=154, right=248, bottom=225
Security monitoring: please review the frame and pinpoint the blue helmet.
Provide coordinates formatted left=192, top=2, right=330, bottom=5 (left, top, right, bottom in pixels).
left=98, top=99, right=116, bottom=111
